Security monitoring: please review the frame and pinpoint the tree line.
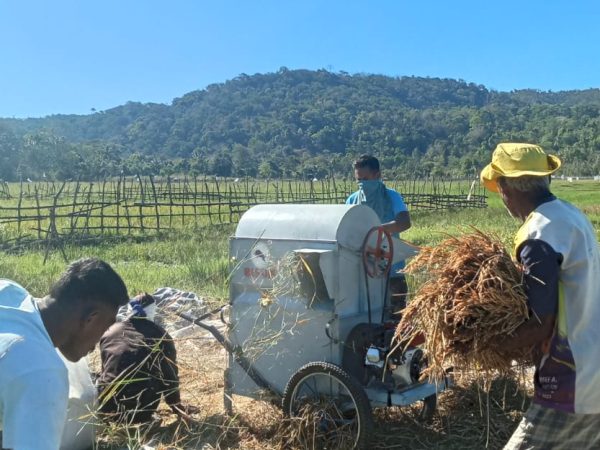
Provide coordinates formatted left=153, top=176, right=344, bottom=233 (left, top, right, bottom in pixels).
left=1, top=68, right=599, bottom=181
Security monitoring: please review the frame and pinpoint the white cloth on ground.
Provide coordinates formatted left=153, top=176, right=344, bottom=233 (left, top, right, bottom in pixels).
left=117, top=287, right=207, bottom=338
left=151, top=287, right=207, bottom=338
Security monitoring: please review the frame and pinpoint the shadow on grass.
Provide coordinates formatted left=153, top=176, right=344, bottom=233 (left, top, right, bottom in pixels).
left=1, top=233, right=163, bottom=255
left=1, top=223, right=237, bottom=255
left=96, top=412, right=246, bottom=450
left=372, top=376, right=529, bottom=450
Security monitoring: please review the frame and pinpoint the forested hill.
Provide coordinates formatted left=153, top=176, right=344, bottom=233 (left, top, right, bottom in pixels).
left=1, top=68, right=600, bottom=181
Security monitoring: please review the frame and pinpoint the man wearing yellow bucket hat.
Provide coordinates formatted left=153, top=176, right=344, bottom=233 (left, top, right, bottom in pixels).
left=481, top=143, right=600, bottom=449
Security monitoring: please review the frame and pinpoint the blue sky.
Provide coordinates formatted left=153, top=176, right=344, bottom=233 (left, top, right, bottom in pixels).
left=1, top=0, right=599, bottom=118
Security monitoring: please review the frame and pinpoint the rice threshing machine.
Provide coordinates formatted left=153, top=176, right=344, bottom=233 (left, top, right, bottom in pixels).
left=194, top=204, right=450, bottom=448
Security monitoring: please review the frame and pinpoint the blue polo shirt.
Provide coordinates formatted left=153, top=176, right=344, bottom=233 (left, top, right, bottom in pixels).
left=346, top=187, right=408, bottom=273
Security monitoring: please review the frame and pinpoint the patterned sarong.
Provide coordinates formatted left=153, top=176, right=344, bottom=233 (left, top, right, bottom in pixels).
left=504, top=403, right=600, bottom=449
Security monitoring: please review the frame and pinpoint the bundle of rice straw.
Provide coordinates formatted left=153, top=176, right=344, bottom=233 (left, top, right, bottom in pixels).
left=395, top=229, right=531, bottom=383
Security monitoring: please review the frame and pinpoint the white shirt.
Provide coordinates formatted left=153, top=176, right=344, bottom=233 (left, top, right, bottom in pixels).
left=515, top=199, right=600, bottom=413
left=0, top=280, right=68, bottom=450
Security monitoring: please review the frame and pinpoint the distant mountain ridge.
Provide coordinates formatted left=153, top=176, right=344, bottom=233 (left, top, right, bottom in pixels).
left=1, top=68, right=599, bottom=180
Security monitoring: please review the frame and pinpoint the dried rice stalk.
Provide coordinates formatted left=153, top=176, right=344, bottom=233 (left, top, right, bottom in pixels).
left=276, top=403, right=358, bottom=449
left=395, top=229, right=531, bottom=384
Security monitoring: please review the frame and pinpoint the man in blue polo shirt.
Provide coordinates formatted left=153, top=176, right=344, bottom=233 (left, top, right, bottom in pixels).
left=346, top=155, right=411, bottom=312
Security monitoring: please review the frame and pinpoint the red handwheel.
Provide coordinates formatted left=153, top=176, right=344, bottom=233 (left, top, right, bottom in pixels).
left=362, top=226, right=394, bottom=278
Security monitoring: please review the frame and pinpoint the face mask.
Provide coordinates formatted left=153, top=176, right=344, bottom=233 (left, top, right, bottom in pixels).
left=358, top=179, right=384, bottom=199
left=354, top=179, right=394, bottom=224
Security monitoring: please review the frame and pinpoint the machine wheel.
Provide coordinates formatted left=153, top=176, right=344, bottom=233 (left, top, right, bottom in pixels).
left=418, top=393, right=437, bottom=422
left=362, top=226, right=393, bottom=278
left=282, top=362, right=374, bottom=449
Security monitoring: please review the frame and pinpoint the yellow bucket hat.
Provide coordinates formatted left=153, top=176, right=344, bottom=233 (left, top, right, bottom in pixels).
left=480, top=143, right=561, bottom=192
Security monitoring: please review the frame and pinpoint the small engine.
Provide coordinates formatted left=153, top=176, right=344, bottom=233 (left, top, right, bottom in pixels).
left=342, top=323, right=426, bottom=392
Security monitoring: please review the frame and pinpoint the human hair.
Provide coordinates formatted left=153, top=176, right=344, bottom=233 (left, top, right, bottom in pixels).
left=498, top=175, right=551, bottom=193
left=50, top=258, right=128, bottom=310
left=353, top=155, right=380, bottom=173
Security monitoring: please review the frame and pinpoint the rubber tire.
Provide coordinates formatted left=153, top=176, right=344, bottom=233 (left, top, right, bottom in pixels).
left=282, top=361, right=374, bottom=450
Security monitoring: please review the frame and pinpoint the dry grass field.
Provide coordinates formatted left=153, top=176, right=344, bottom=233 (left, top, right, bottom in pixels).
left=91, top=324, right=532, bottom=450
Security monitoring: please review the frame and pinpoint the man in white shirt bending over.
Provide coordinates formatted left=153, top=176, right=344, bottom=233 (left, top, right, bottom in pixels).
left=0, top=258, right=129, bottom=450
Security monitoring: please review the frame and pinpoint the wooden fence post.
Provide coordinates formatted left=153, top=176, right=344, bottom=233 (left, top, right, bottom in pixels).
left=149, top=175, right=160, bottom=232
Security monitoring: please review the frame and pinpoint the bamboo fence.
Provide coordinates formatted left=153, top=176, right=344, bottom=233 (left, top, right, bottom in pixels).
left=0, top=175, right=486, bottom=256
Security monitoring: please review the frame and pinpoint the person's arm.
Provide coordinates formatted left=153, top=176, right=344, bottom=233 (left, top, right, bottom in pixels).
left=498, top=313, right=556, bottom=353
left=497, top=239, right=561, bottom=352
left=382, top=211, right=411, bottom=235
left=382, top=190, right=411, bottom=234
left=157, top=333, right=200, bottom=420
left=157, top=332, right=182, bottom=410
left=1, top=369, right=68, bottom=450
